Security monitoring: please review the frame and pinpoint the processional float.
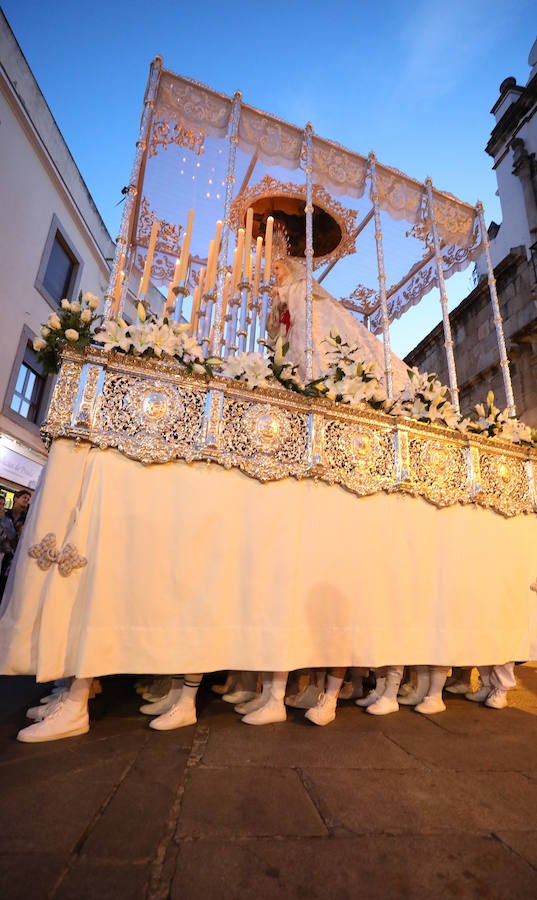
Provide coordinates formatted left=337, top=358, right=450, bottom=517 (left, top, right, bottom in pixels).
left=0, top=57, right=535, bottom=682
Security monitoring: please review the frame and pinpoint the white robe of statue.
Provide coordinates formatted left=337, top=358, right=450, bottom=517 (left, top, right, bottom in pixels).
left=267, top=257, right=408, bottom=387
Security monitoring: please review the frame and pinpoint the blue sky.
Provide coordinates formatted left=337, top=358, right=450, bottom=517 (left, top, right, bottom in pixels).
left=2, top=0, right=535, bottom=354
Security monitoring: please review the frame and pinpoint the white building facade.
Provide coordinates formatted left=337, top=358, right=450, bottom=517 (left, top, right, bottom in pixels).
left=0, top=11, right=115, bottom=497
left=407, top=39, right=537, bottom=424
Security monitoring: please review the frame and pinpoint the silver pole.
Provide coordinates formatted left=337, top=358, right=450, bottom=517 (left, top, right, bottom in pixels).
left=304, top=123, right=314, bottom=382
left=369, top=153, right=394, bottom=398
left=425, top=178, right=460, bottom=413
left=211, top=91, right=242, bottom=356
left=104, top=56, right=163, bottom=319
left=476, top=202, right=516, bottom=416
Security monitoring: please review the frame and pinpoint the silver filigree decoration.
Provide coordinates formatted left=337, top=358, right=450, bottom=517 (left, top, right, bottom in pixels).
left=41, top=347, right=537, bottom=518
left=28, top=533, right=87, bottom=577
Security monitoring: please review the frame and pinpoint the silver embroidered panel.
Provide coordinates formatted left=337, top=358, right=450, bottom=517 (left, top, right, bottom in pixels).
left=42, top=347, right=537, bottom=518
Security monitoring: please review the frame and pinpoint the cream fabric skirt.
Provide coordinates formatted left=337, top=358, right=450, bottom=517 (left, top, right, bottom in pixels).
left=0, top=439, right=535, bottom=681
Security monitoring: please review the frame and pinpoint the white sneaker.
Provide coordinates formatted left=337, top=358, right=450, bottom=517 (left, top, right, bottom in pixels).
left=149, top=697, right=197, bottom=731
left=17, top=699, right=89, bottom=742
left=367, top=696, right=399, bottom=716
left=141, top=676, right=172, bottom=703
left=398, top=688, right=428, bottom=706
left=39, top=684, right=68, bottom=705
left=485, top=688, right=508, bottom=709
left=234, top=694, right=264, bottom=714
left=355, top=689, right=381, bottom=708
left=305, top=694, right=337, bottom=726
left=242, top=697, right=287, bottom=725
left=140, top=687, right=182, bottom=716
left=465, top=685, right=490, bottom=703
left=26, top=692, right=67, bottom=720
left=445, top=681, right=472, bottom=694
left=222, top=690, right=258, bottom=704
left=415, top=694, right=446, bottom=715
left=284, top=685, right=322, bottom=709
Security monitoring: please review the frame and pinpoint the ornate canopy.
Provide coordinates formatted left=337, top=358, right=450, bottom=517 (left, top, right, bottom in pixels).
left=114, top=60, right=483, bottom=336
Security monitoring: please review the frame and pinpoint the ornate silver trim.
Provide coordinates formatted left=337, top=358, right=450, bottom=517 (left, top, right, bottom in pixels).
left=42, top=347, right=537, bottom=518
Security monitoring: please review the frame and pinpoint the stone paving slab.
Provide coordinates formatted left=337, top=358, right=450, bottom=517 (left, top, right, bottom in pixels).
left=305, top=768, right=537, bottom=835
left=178, top=766, right=327, bottom=840
left=169, top=834, right=537, bottom=900
left=81, top=749, right=189, bottom=861
left=495, top=830, right=537, bottom=869
left=1, top=765, right=121, bottom=854
left=53, top=860, right=151, bottom=900
left=202, top=712, right=426, bottom=770
left=390, top=727, right=537, bottom=774
left=0, top=851, right=69, bottom=900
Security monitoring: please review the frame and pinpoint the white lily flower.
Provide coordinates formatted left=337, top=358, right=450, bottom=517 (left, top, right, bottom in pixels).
left=94, top=320, right=132, bottom=352
left=412, top=398, right=431, bottom=420
left=148, top=323, right=178, bottom=357
left=241, top=353, right=272, bottom=388
left=127, top=324, right=151, bottom=354
left=221, top=355, right=247, bottom=378
left=178, top=334, right=204, bottom=360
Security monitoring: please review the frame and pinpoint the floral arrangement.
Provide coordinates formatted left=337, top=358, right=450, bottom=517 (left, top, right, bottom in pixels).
left=33, top=293, right=101, bottom=374
left=33, top=300, right=537, bottom=447
left=94, top=305, right=220, bottom=376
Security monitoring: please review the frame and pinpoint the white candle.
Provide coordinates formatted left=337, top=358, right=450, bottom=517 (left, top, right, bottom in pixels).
left=137, top=219, right=160, bottom=301
left=263, top=216, right=274, bottom=281
left=222, top=271, right=231, bottom=318
left=231, top=247, right=240, bottom=296
left=236, top=228, right=245, bottom=278
left=243, top=207, right=253, bottom=272
left=253, top=236, right=263, bottom=297
left=206, top=219, right=223, bottom=291
left=177, top=208, right=195, bottom=283
left=205, top=240, right=216, bottom=291
left=211, top=219, right=223, bottom=289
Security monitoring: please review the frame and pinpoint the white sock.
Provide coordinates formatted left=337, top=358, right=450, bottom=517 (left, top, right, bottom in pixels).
left=324, top=674, right=343, bottom=700
left=67, top=677, right=93, bottom=705
left=270, top=672, right=288, bottom=703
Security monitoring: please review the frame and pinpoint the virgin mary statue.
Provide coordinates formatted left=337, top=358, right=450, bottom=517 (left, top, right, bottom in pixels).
left=266, top=254, right=409, bottom=389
